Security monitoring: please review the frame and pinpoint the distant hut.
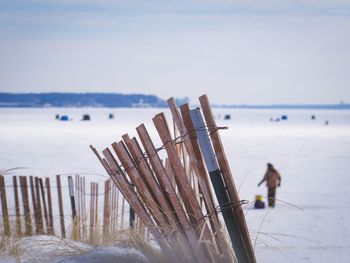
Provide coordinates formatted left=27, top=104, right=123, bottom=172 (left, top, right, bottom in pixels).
left=82, top=114, right=91, bottom=121
left=224, top=114, right=231, bottom=120
left=60, top=115, right=69, bottom=121
left=311, top=115, right=316, bottom=120
left=281, top=115, right=288, bottom=120
left=109, top=113, right=114, bottom=119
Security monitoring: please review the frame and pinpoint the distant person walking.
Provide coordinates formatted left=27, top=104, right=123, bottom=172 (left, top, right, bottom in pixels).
left=258, top=163, right=281, bottom=207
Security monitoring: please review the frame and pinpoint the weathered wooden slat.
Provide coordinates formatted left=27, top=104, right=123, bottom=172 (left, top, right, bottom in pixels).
left=81, top=176, right=86, bottom=239
left=89, top=182, right=95, bottom=242
left=35, top=177, right=44, bottom=234
left=20, top=176, right=32, bottom=236
left=13, top=176, right=22, bottom=237
left=164, top=158, right=176, bottom=189
left=39, top=178, right=49, bottom=233
left=68, top=176, right=76, bottom=221
left=121, top=188, right=125, bottom=228
left=112, top=182, right=117, bottom=233
left=76, top=174, right=80, bottom=223
left=56, top=175, right=66, bottom=238
left=121, top=134, right=137, bottom=229
left=136, top=123, right=210, bottom=263
left=29, top=176, right=38, bottom=233
left=0, top=175, right=10, bottom=236
left=94, top=183, right=99, bottom=233
left=103, top=179, right=110, bottom=242
left=199, top=94, right=256, bottom=263
left=115, top=184, right=119, bottom=232
left=45, top=178, right=54, bottom=235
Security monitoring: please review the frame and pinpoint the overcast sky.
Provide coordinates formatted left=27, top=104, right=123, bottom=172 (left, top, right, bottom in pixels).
left=0, top=0, right=349, bottom=104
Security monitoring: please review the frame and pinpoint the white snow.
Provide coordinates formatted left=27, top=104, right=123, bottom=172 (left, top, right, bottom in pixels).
left=0, top=107, right=349, bottom=262
left=0, top=235, right=149, bottom=263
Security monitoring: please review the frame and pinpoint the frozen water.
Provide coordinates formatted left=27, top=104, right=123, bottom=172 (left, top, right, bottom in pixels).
left=0, top=107, right=350, bottom=262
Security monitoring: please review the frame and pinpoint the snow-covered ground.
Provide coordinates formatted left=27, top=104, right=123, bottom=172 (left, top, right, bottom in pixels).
left=1, top=107, right=349, bottom=262
left=0, top=235, right=150, bottom=263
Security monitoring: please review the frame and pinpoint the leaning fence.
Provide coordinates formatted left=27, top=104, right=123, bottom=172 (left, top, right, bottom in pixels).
left=90, top=94, right=256, bottom=263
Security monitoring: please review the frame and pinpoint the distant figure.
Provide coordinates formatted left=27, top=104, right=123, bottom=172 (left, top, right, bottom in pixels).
left=109, top=113, right=114, bottom=119
left=325, top=120, right=329, bottom=125
left=258, top=163, right=281, bottom=208
left=311, top=115, right=316, bottom=120
left=55, top=114, right=60, bottom=120
left=254, top=195, right=265, bottom=209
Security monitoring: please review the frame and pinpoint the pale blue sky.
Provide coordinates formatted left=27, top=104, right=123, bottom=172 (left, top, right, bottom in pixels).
left=1, top=0, right=350, bottom=104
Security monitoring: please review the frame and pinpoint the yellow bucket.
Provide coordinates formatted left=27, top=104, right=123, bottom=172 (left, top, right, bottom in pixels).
left=255, top=195, right=263, bottom=201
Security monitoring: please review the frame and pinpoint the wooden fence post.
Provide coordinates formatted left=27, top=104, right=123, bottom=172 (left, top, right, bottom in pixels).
left=0, top=175, right=10, bottom=236
left=45, top=178, right=54, bottom=235
left=81, top=176, right=86, bottom=239
left=89, top=182, right=95, bottom=243
left=20, top=176, right=32, bottom=235
left=103, top=179, right=110, bottom=242
left=34, top=177, right=44, bottom=234
left=68, top=176, right=76, bottom=220
left=56, top=175, right=66, bottom=238
left=94, top=183, right=98, bottom=234
left=13, top=176, right=22, bottom=237
left=29, top=176, right=38, bottom=233
left=39, top=178, right=49, bottom=233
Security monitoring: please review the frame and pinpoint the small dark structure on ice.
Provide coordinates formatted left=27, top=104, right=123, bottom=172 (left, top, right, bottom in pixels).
left=60, top=115, right=69, bottom=121
left=82, top=114, right=91, bottom=121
